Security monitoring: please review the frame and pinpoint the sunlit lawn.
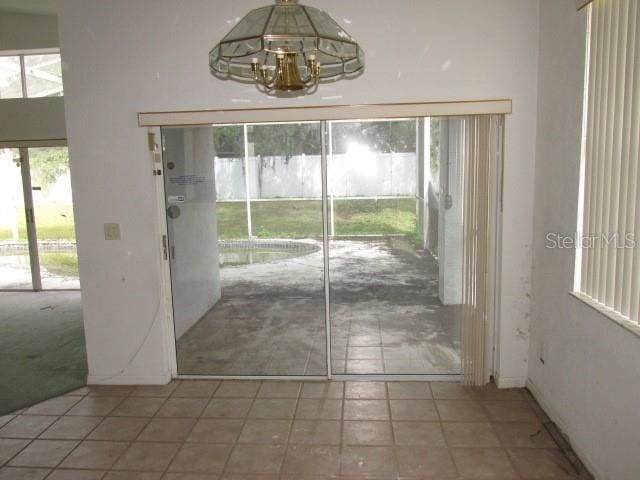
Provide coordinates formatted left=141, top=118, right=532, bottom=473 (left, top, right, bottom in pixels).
left=0, top=199, right=417, bottom=277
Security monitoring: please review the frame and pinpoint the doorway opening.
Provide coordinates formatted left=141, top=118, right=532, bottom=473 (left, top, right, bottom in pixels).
left=160, top=114, right=502, bottom=379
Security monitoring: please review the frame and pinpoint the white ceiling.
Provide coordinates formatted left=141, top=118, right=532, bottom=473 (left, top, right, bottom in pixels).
left=0, top=0, right=57, bottom=15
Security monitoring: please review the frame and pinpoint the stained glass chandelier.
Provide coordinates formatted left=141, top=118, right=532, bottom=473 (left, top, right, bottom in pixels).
left=209, top=0, right=365, bottom=94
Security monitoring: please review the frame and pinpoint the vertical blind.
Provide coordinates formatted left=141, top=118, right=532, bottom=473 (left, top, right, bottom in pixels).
left=462, top=115, right=500, bottom=386
left=577, top=0, right=640, bottom=324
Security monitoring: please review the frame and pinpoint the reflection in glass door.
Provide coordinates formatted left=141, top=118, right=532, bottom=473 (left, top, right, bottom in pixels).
left=164, top=123, right=326, bottom=376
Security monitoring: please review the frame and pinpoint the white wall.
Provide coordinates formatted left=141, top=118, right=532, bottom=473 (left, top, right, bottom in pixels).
left=529, top=2, right=640, bottom=479
left=0, top=11, right=58, bottom=51
left=56, top=0, right=539, bottom=385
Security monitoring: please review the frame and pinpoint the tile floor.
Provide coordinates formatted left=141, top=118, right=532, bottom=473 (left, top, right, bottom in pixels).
left=177, top=239, right=461, bottom=376
left=0, top=380, right=592, bottom=479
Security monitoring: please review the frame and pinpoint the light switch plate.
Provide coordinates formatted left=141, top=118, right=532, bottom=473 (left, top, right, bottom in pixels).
left=104, top=223, right=121, bottom=240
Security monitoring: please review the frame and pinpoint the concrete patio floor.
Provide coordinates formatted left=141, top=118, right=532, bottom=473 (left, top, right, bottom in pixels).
left=176, top=238, right=461, bottom=376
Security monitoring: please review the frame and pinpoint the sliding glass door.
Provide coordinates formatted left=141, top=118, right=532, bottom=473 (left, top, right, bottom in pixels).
left=164, top=123, right=326, bottom=376
left=163, top=115, right=499, bottom=378
left=0, top=147, right=79, bottom=291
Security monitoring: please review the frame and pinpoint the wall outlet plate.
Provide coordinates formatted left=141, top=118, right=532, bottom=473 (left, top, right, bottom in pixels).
left=104, top=222, right=121, bottom=240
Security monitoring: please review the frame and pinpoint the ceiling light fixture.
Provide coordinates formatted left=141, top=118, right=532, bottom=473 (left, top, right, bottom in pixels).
left=209, top=0, right=364, bottom=94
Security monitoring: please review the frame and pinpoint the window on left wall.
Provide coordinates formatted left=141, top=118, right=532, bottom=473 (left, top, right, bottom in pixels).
left=0, top=51, right=63, bottom=99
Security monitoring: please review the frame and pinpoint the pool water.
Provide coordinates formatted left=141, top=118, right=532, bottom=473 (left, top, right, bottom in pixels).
left=218, top=240, right=320, bottom=267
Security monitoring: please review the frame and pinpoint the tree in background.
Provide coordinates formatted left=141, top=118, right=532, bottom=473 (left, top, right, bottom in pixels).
left=29, top=147, right=69, bottom=190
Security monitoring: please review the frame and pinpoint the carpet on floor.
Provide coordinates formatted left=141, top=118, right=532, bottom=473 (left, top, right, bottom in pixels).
left=0, top=291, right=87, bottom=415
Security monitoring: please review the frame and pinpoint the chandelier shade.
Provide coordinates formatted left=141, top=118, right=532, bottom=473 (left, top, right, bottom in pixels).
left=209, top=0, right=364, bottom=92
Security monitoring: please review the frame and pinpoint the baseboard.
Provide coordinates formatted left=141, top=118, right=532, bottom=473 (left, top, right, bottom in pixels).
left=87, top=373, right=172, bottom=385
left=526, top=377, right=604, bottom=480
left=494, top=374, right=527, bottom=388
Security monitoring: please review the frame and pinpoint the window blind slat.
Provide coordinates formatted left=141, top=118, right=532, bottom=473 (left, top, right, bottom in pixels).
left=582, top=4, right=598, bottom=292
left=587, top=1, right=607, bottom=297
left=592, top=0, right=612, bottom=299
left=616, top=0, right=637, bottom=315
left=605, top=0, right=627, bottom=309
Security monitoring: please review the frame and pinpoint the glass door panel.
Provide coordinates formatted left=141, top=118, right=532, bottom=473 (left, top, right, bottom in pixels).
left=28, top=147, right=80, bottom=290
left=0, top=148, right=31, bottom=289
left=327, top=118, right=463, bottom=375
left=165, top=123, right=326, bottom=376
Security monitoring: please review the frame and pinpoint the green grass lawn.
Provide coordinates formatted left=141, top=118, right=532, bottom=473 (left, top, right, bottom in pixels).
left=217, top=198, right=417, bottom=239
left=0, top=205, right=76, bottom=241
left=1, top=199, right=417, bottom=278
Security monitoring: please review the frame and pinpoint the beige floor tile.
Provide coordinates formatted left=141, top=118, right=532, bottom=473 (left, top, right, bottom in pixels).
left=46, top=469, right=106, bottom=479
left=168, top=443, right=232, bottom=474
left=340, top=446, right=397, bottom=476
left=342, top=421, right=392, bottom=446
left=163, top=473, right=216, bottom=480
left=187, top=418, right=244, bottom=443
left=248, top=399, right=297, bottom=419
left=442, top=422, right=501, bottom=447
left=450, top=447, right=518, bottom=479
left=483, top=401, right=538, bottom=422
left=214, top=382, right=260, bottom=398
left=138, top=418, right=197, bottom=442
left=392, top=421, right=446, bottom=446
left=66, top=397, right=123, bottom=416
left=395, top=446, right=458, bottom=478
left=389, top=399, right=438, bottom=421
left=64, top=387, right=90, bottom=396
left=87, top=417, right=149, bottom=441
left=103, top=472, right=161, bottom=480
left=171, top=381, right=220, bottom=398
left=295, top=399, right=342, bottom=420
left=238, top=419, right=290, bottom=444
left=281, top=445, right=340, bottom=475
left=289, top=420, right=341, bottom=445
left=110, top=397, right=165, bottom=417
left=221, top=475, right=279, bottom=480
left=436, top=400, right=488, bottom=422
left=507, top=448, right=578, bottom=479
left=346, top=359, right=384, bottom=374
left=202, top=399, right=252, bottom=419
left=344, top=382, right=387, bottom=399
left=0, top=467, right=50, bottom=480
left=112, top=442, right=181, bottom=472
left=225, top=444, right=286, bottom=474
left=0, top=438, right=29, bottom=464
left=24, top=397, right=81, bottom=416
left=300, top=382, right=343, bottom=399
left=9, top=440, right=78, bottom=468
left=430, top=382, right=472, bottom=399
left=470, top=384, right=524, bottom=402
left=130, top=382, right=179, bottom=398
left=387, top=381, right=432, bottom=399
left=59, top=440, right=128, bottom=469
left=86, top=386, right=135, bottom=397
left=0, top=417, right=13, bottom=430
left=0, top=416, right=57, bottom=438
left=494, top=422, right=557, bottom=448
left=257, top=381, right=301, bottom=399
left=40, top=416, right=102, bottom=440
left=156, top=399, right=208, bottom=418
left=343, top=400, right=388, bottom=421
